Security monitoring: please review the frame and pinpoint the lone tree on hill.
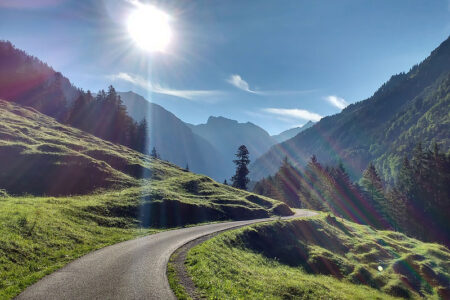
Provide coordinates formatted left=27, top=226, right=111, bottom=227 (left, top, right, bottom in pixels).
left=231, top=145, right=250, bottom=190
left=150, top=147, right=159, bottom=159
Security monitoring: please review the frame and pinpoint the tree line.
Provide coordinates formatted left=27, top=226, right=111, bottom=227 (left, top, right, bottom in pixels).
left=253, top=142, right=450, bottom=247
left=0, top=41, right=149, bottom=154
left=64, top=86, right=148, bottom=153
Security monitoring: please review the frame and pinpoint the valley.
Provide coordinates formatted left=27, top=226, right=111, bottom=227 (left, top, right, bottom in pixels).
left=0, top=3, right=449, bottom=299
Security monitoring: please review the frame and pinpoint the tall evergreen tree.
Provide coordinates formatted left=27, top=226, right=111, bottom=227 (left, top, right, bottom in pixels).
left=231, top=145, right=250, bottom=190
left=151, top=147, right=159, bottom=159
left=360, top=163, right=387, bottom=228
left=135, top=118, right=148, bottom=154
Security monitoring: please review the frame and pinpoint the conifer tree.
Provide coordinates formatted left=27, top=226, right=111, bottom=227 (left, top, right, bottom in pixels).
left=360, top=163, right=387, bottom=228
left=135, top=118, right=148, bottom=154
left=231, top=145, right=250, bottom=190
left=151, top=147, right=159, bottom=159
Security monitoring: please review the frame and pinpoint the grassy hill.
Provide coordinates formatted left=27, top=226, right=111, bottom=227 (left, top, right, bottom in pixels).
left=185, top=214, right=450, bottom=299
left=0, top=99, right=292, bottom=298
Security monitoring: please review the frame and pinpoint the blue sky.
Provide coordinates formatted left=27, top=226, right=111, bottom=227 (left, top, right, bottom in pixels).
left=1, top=0, right=449, bottom=134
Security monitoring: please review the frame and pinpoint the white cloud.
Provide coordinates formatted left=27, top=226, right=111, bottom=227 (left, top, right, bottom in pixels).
left=108, top=72, right=222, bottom=101
left=324, top=95, right=348, bottom=110
left=262, top=108, right=322, bottom=122
left=226, top=74, right=261, bottom=94
left=227, top=74, right=317, bottom=96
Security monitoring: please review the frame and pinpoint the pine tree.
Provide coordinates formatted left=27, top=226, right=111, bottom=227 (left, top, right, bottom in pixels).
left=360, top=163, right=387, bottom=228
left=300, top=155, right=327, bottom=211
left=185, top=164, right=189, bottom=171
left=274, top=156, right=302, bottom=208
left=231, top=145, right=250, bottom=190
left=223, top=179, right=228, bottom=185
left=135, top=118, right=148, bottom=154
left=151, top=147, right=159, bottom=159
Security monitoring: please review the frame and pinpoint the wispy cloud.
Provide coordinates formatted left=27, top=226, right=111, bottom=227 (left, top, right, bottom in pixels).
left=226, top=74, right=261, bottom=94
left=109, top=72, right=147, bottom=89
left=262, top=108, right=322, bottom=122
left=108, top=72, right=222, bottom=101
left=324, top=95, right=348, bottom=110
left=227, top=74, right=316, bottom=96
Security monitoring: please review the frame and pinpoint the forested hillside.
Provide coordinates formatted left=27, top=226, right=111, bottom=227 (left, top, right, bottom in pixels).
left=0, top=41, right=148, bottom=153
left=0, top=41, right=79, bottom=120
left=254, top=145, right=450, bottom=247
left=251, top=37, right=450, bottom=182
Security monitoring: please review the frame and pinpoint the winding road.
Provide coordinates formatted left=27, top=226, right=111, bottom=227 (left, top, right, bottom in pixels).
left=16, top=209, right=316, bottom=300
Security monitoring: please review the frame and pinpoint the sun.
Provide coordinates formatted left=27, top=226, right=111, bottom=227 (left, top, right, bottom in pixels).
left=127, top=5, right=172, bottom=52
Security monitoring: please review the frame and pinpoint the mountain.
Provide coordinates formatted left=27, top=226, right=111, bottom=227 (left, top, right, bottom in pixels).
left=188, top=116, right=276, bottom=181
left=271, top=121, right=315, bottom=143
left=0, top=41, right=80, bottom=120
left=251, top=36, right=450, bottom=181
left=0, top=41, right=225, bottom=180
left=118, top=91, right=227, bottom=180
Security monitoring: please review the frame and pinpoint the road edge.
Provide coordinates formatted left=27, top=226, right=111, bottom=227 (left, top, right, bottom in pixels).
left=167, top=210, right=318, bottom=300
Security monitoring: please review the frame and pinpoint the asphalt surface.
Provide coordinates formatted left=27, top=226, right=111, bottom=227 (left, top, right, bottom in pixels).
left=16, top=209, right=316, bottom=300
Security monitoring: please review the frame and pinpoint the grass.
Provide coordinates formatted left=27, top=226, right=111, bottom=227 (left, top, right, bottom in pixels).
left=0, top=99, right=292, bottom=222
left=168, top=251, right=192, bottom=300
left=0, top=100, right=293, bottom=299
left=186, top=214, right=450, bottom=299
left=0, top=193, right=160, bottom=299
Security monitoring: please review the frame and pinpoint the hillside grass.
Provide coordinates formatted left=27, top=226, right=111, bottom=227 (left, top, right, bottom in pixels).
left=0, top=192, right=158, bottom=299
left=0, top=99, right=293, bottom=298
left=0, top=100, right=291, bottom=221
left=186, top=214, right=450, bottom=299
left=0, top=179, right=290, bottom=300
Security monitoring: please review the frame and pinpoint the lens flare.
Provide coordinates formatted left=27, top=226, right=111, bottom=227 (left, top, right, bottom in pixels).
left=127, top=5, right=172, bottom=52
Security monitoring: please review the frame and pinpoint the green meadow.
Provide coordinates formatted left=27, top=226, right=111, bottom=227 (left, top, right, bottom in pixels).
left=185, top=214, right=450, bottom=299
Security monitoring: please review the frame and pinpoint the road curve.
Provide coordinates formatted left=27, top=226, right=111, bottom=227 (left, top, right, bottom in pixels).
left=16, top=209, right=316, bottom=300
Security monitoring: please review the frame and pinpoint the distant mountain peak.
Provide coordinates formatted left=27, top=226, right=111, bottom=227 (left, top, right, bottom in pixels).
left=271, top=121, right=315, bottom=143
left=207, top=116, right=238, bottom=125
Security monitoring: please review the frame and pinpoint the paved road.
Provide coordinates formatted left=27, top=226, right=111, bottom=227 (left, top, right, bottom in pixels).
left=16, top=209, right=316, bottom=300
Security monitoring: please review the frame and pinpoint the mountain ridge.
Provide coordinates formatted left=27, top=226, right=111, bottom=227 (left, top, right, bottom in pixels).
left=188, top=115, right=276, bottom=181
left=250, top=36, right=450, bottom=181
left=272, top=121, right=315, bottom=143
left=118, top=91, right=227, bottom=180
left=0, top=40, right=80, bottom=120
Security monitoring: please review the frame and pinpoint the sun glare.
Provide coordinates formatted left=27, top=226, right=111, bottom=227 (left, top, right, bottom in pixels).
left=127, top=5, right=172, bottom=52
